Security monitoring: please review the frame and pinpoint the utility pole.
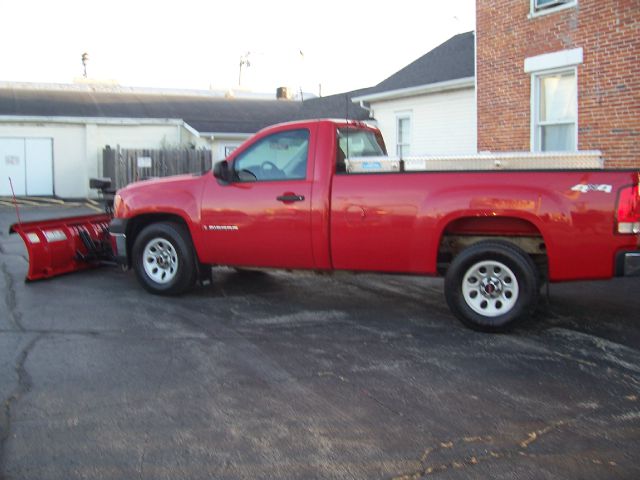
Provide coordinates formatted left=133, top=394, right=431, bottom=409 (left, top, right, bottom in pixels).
left=238, top=52, right=250, bottom=86
left=298, top=50, right=304, bottom=101
left=81, top=52, right=89, bottom=78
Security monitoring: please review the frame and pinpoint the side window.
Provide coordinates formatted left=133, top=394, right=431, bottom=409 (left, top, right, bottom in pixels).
left=335, top=128, right=387, bottom=173
left=396, top=114, right=411, bottom=157
left=233, top=129, right=309, bottom=182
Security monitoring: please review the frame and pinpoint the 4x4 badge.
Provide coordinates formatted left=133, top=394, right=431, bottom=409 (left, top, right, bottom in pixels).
left=571, top=184, right=612, bottom=194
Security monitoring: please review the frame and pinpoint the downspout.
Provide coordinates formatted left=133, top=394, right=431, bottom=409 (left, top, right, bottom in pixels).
left=359, top=100, right=373, bottom=118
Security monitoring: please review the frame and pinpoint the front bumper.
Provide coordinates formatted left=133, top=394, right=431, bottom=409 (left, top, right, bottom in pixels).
left=615, top=251, right=640, bottom=277
left=109, top=218, right=129, bottom=265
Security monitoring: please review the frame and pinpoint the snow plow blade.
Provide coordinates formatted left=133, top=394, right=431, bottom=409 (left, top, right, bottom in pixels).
left=9, top=214, right=113, bottom=282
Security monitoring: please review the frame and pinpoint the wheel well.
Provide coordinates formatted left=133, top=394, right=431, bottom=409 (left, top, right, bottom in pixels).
left=125, top=214, right=190, bottom=267
left=438, top=217, right=548, bottom=279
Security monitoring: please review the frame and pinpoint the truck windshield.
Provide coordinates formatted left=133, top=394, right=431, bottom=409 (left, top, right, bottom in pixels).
left=338, top=128, right=386, bottom=158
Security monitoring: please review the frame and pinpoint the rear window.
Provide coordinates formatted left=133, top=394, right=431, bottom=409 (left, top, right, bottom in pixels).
left=337, top=128, right=386, bottom=157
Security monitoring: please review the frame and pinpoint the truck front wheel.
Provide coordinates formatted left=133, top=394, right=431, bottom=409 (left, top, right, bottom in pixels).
left=132, top=222, right=197, bottom=295
left=444, top=241, right=539, bottom=332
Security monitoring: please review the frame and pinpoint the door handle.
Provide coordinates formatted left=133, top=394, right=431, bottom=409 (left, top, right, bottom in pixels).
left=276, top=194, right=305, bottom=202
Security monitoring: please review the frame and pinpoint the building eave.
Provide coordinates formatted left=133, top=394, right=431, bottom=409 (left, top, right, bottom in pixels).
left=352, top=76, right=475, bottom=103
left=181, top=121, right=200, bottom=138
left=0, top=115, right=188, bottom=126
left=200, top=132, right=254, bottom=140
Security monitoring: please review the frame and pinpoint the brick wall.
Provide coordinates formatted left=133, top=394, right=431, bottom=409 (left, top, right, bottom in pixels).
left=476, top=0, right=639, bottom=167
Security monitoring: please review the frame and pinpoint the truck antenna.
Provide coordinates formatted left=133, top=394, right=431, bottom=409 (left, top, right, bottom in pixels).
left=345, top=94, right=350, bottom=159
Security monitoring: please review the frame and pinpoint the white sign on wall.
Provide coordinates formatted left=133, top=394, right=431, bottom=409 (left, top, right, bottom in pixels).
left=137, top=156, right=152, bottom=168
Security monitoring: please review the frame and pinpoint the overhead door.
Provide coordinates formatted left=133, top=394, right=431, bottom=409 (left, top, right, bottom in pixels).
left=0, top=138, right=53, bottom=196
left=1, top=139, right=26, bottom=196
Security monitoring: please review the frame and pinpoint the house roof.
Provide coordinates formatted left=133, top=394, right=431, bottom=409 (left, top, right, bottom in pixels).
left=0, top=86, right=371, bottom=134
left=0, top=33, right=474, bottom=131
left=353, top=31, right=475, bottom=102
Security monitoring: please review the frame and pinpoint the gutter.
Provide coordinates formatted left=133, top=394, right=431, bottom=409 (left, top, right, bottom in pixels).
left=352, top=76, right=475, bottom=103
left=200, top=132, right=253, bottom=141
left=0, top=115, right=188, bottom=127
left=0, top=115, right=204, bottom=139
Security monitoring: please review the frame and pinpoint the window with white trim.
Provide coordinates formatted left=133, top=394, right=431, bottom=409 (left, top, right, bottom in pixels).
left=533, top=70, right=577, bottom=151
left=531, top=0, right=576, bottom=16
left=535, top=0, right=570, bottom=9
left=396, top=114, right=411, bottom=157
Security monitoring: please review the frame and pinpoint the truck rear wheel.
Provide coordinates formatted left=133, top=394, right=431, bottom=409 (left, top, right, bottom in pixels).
left=132, top=222, right=197, bottom=295
left=444, top=241, right=539, bottom=332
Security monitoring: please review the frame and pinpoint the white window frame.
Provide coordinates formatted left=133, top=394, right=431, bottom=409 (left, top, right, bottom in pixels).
left=529, top=0, right=577, bottom=18
left=395, top=112, right=412, bottom=157
left=531, top=67, right=578, bottom=152
left=525, top=48, right=582, bottom=152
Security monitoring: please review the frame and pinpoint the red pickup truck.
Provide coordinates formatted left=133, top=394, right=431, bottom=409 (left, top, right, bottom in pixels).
left=102, top=119, right=639, bottom=331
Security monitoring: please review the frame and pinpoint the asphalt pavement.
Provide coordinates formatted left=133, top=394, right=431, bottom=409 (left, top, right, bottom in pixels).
left=0, top=203, right=639, bottom=479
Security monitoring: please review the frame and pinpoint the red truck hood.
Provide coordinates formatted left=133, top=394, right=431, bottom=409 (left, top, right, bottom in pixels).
left=117, top=173, right=204, bottom=195
left=114, top=173, right=207, bottom=220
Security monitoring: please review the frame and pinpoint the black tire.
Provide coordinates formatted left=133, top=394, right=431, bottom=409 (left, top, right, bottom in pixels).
left=132, top=222, right=197, bottom=295
left=444, top=241, right=539, bottom=332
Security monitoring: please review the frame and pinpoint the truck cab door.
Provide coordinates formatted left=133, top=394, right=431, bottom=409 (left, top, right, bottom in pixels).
left=200, top=127, right=315, bottom=269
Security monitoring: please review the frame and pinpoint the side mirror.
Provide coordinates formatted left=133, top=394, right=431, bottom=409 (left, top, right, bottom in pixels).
left=213, top=160, right=230, bottom=183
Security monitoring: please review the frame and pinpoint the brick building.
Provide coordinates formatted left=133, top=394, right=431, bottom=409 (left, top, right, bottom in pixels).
left=476, top=0, right=639, bottom=167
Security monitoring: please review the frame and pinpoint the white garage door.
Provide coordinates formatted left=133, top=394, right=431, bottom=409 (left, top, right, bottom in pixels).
left=0, top=139, right=26, bottom=196
left=0, top=138, right=53, bottom=196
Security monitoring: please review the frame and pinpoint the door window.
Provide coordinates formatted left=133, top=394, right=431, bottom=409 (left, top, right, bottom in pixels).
left=233, top=129, right=309, bottom=182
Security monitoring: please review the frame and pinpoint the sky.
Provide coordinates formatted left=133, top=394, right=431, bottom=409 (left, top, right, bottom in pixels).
left=0, top=0, right=475, bottom=97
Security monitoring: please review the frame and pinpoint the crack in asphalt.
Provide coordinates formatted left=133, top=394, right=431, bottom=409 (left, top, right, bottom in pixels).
left=392, top=419, right=571, bottom=479
left=0, top=334, right=43, bottom=475
left=359, top=387, right=405, bottom=417
left=1, top=263, right=25, bottom=332
left=392, top=404, right=640, bottom=480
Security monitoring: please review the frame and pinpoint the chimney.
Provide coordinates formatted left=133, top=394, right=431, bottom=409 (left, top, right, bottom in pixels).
left=276, top=86, right=292, bottom=100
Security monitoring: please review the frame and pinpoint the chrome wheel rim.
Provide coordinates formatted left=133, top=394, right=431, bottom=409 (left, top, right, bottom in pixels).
left=462, top=260, right=519, bottom=317
left=142, top=237, right=178, bottom=284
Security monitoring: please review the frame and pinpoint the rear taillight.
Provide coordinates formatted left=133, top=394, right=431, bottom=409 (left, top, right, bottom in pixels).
left=616, top=184, right=640, bottom=234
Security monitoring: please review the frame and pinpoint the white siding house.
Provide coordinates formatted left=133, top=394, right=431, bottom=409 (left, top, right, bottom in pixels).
left=353, top=32, right=476, bottom=157
left=358, top=81, right=476, bottom=156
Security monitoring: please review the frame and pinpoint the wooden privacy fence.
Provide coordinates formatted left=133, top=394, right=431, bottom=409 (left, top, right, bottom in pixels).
left=103, top=147, right=213, bottom=190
